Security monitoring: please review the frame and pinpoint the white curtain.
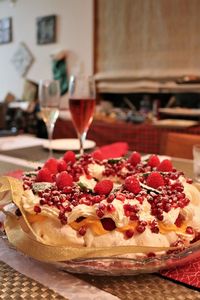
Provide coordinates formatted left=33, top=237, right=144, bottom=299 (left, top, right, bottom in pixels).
left=95, top=0, right=200, bottom=92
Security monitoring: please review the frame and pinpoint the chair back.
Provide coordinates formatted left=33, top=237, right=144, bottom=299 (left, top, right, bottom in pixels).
left=160, top=132, right=200, bottom=159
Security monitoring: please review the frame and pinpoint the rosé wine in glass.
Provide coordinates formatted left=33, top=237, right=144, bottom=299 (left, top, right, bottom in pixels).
left=69, top=76, right=96, bottom=155
left=69, top=98, right=95, bottom=135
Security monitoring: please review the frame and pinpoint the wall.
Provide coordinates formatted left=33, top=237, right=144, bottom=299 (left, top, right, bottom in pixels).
left=0, top=0, right=93, bottom=100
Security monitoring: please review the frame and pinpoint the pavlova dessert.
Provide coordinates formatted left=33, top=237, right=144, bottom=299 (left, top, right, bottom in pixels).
left=2, top=149, right=197, bottom=261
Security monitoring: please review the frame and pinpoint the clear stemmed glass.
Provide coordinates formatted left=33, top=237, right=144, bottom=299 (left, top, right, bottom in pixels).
left=39, top=79, right=60, bottom=157
left=68, top=75, right=96, bottom=155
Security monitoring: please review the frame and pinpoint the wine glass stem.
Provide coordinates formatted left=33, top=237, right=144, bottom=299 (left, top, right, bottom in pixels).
left=79, top=131, right=87, bottom=155
left=47, top=124, right=54, bottom=157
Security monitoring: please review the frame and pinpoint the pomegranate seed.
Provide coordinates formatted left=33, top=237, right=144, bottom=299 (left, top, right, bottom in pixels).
left=186, top=178, right=193, bottom=184
left=151, top=226, right=159, bottom=233
left=65, top=206, right=72, bottom=212
left=116, top=194, right=126, bottom=201
left=157, top=214, right=164, bottom=221
left=78, top=226, right=87, bottom=236
left=139, top=220, right=147, bottom=226
left=125, top=229, right=134, bottom=238
left=96, top=209, right=104, bottom=218
left=107, top=194, right=115, bottom=203
left=98, top=203, right=106, bottom=211
left=60, top=216, right=68, bottom=225
left=163, top=203, right=171, bottom=212
left=175, top=214, right=185, bottom=227
left=34, top=205, right=41, bottom=213
left=130, top=214, right=138, bottom=221
left=136, top=196, right=144, bottom=204
left=147, top=252, right=156, bottom=258
left=107, top=204, right=115, bottom=213
left=186, top=226, right=194, bottom=234
left=136, top=224, right=146, bottom=233
left=63, top=186, right=73, bottom=194
left=39, top=198, right=47, bottom=205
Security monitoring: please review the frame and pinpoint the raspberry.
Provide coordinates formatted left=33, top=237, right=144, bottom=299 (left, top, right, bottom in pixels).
left=57, top=159, right=67, bottom=172
left=129, top=151, right=141, bottom=166
left=94, top=180, right=113, bottom=195
left=63, top=151, right=76, bottom=164
left=124, top=176, right=141, bottom=194
left=56, top=171, right=73, bottom=190
left=92, top=150, right=103, bottom=161
left=146, top=172, right=164, bottom=189
left=44, top=158, right=58, bottom=174
left=147, top=155, right=160, bottom=168
left=157, top=159, right=173, bottom=172
left=36, top=168, right=53, bottom=182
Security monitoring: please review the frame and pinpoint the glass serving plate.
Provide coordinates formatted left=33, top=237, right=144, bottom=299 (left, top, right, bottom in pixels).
left=1, top=229, right=200, bottom=276
left=52, top=242, right=200, bottom=276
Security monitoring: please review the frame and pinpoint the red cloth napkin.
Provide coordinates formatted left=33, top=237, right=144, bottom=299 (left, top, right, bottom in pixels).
left=93, top=142, right=129, bottom=160
left=160, top=257, right=200, bottom=289
left=5, top=170, right=24, bottom=179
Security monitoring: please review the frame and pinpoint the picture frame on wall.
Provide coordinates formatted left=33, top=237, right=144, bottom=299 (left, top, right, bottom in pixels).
left=11, top=42, right=34, bottom=77
left=0, top=17, right=12, bottom=44
left=37, top=15, right=56, bottom=45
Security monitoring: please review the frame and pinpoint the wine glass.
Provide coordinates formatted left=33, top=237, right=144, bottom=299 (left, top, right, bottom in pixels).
left=39, top=79, right=60, bottom=157
left=68, top=75, right=96, bottom=155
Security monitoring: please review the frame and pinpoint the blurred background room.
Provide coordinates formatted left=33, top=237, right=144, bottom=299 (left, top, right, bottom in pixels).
left=0, top=0, right=200, bottom=158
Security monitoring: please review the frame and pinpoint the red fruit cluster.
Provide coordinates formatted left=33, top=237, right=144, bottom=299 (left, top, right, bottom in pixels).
left=147, top=155, right=160, bottom=168
left=146, top=172, right=164, bottom=189
left=56, top=171, right=73, bottom=190
left=35, top=151, right=77, bottom=184
left=124, top=176, right=141, bottom=194
left=129, top=151, right=141, bottom=166
left=157, top=159, right=173, bottom=172
left=94, top=180, right=113, bottom=195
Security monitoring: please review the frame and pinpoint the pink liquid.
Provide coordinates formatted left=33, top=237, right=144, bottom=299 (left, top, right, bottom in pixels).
left=69, top=98, right=95, bottom=135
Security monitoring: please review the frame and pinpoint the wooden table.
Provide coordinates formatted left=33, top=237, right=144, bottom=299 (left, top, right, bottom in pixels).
left=0, top=147, right=199, bottom=300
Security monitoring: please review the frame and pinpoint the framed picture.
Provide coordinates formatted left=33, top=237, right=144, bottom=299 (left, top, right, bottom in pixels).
left=37, top=15, right=56, bottom=45
left=11, top=43, right=34, bottom=77
left=0, top=17, right=12, bottom=44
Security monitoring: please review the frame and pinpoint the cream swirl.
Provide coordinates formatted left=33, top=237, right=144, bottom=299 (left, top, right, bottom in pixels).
left=22, top=190, right=59, bottom=220
left=162, top=208, right=180, bottom=226
left=87, top=163, right=105, bottom=180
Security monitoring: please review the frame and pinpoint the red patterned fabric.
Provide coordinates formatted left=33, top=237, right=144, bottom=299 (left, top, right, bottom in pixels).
left=5, top=170, right=23, bottom=179
left=54, top=119, right=200, bottom=154
left=161, top=257, right=200, bottom=289
left=96, top=142, right=129, bottom=159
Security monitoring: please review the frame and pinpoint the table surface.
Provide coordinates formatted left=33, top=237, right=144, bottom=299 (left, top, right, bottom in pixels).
left=0, top=146, right=199, bottom=300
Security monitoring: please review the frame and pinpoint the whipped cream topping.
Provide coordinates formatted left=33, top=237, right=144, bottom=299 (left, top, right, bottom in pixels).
left=78, top=175, right=97, bottom=190
left=22, top=190, right=59, bottom=220
left=87, top=163, right=105, bottom=180
left=163, top=208, right=180, bottom=226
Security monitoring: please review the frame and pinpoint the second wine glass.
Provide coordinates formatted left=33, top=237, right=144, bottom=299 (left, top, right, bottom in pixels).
left=69, top=75, right=96, bottom=155
left=39, top=79, right=60, bottom=157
